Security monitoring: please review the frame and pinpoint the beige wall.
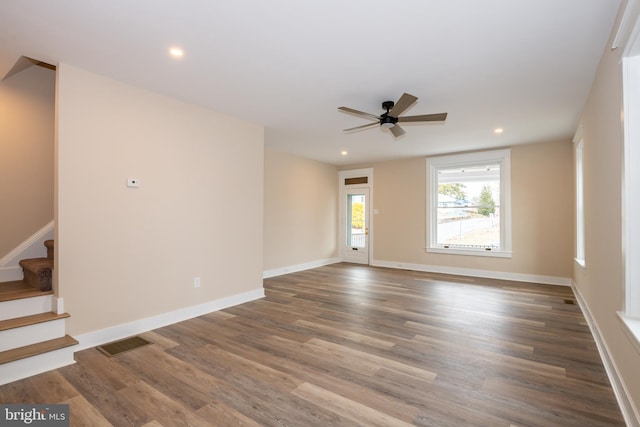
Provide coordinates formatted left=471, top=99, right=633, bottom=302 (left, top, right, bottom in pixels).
left=263, top=148, right=338, bottom=271
left=575, top=43, right=640, bottom=417
left=349, top=141, right=574, bottom=280
left=56, top=64, right=264, bottom=336
left=0, top=66, right=55, bottom=258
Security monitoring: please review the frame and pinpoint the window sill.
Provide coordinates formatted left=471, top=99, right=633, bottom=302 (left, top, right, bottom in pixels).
left=426, top=247, right=512, bottom=258
left=617, top=312, right=640, bottom=356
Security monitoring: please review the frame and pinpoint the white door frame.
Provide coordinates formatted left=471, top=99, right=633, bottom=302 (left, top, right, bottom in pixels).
left=339, top=168, right=374, bottom=264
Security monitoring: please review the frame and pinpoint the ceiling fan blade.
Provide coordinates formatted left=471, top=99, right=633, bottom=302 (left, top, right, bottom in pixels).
left=343, top=122, right=380, bottom=132
left=338, top=106, right=380, bottom=121
left=388, top=93, right=418, bottom=117
left=389, top=124, right=406, bottom=137
left=398, top=113, right=448, bottom=123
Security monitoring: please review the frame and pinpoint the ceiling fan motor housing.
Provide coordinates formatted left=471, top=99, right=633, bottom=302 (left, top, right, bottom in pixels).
left=380, top=100, right=398, bottom=127
left=380, top=115, right=397, bottom=127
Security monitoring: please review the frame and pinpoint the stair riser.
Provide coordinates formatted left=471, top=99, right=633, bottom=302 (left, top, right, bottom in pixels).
left=0, top=319, right=66, bottom=352
left=0, top=346, right=75, bottom=386
left=0, top=295, right=53, bottom=321
left=23, top=268, right=52, bottom=291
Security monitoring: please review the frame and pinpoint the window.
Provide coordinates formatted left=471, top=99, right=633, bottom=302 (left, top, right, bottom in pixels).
left=427, top=149, right=511, bottom=257
left=617, top=11, right=640, bottom=352
left=575, top=136, right=585, bottom=267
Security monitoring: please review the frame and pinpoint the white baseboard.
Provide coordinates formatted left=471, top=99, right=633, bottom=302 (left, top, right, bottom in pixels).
left=263, top=257, right=341, bottom=279
left=572, top=284, right=640, bottom=427
left=74, top=287, right=265, bottom=351
left=371, top=259, right=572, bottom=286
left=55, top=297, right=64, bottom=315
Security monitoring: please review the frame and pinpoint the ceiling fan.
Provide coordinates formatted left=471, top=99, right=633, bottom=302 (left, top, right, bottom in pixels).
left=338, top=93, right=447, bottom=137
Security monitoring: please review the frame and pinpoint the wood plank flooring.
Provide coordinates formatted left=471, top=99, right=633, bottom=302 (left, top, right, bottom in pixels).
left=0, top=264, right=625, bottom=426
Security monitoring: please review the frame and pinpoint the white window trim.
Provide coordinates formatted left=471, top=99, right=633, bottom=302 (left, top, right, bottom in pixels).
left=623, top=55, right=640, bottom=321
left=426, top=149, right=512, bottom=258
left=618, top=4, right=640, bottom=354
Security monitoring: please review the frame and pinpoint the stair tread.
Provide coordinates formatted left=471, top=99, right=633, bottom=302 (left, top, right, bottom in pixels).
left=0, top=281, right=52, bottom=302
left=0, top=280, right=52, bottom=301
left=0, top=280, right=33, bottom=292
left=0, top=335, right=78, bottom=365
left=19, top=257, right=53, bottom=271
left=0, top=312, right=70, bottom=332
left=44, top=240, right=54, bottom=248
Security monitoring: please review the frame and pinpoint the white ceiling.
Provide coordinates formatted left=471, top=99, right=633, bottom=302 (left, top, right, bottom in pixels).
left=0, top=0, right=622, bottom=165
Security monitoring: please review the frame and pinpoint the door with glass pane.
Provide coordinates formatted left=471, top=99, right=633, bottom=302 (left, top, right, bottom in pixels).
left=343, top=188, right=369, bottom=264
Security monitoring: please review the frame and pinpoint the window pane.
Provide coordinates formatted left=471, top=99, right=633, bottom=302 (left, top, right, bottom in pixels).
left=436, top=164, right=500, bottom=249
left=575, top=140, right=585, bottom=263
left=347, top=194, right=365, bottom=247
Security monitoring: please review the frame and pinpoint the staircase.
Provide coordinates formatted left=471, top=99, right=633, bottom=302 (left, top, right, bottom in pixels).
left=0, top=240, right=77, bottom=385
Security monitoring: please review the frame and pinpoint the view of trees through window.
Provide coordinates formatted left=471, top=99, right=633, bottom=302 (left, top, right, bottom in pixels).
left=351, top=200, right=364, bottom=230
left=436, top=164, right=500, bottom=249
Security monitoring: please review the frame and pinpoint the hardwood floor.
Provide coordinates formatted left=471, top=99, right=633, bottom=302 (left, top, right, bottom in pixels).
left=0, top=264, right=625, bottom=426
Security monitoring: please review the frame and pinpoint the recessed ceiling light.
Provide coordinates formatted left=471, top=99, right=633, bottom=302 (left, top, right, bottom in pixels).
left=341, top=150, right=348, bottom=156
left=494, top=128, right=504, bottom=134
left=169, top=47, right=184, bottom=58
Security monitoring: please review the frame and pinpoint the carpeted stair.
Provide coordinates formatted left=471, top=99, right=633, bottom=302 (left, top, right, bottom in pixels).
left=45, top=239, right=54, bottom=260
left=17, top=239, right=54, bottom=291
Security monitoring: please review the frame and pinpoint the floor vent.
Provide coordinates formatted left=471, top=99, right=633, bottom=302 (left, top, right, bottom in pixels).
left=564, top=299, right=576, bottom=305
left=97, top=336, right=151, bottom=357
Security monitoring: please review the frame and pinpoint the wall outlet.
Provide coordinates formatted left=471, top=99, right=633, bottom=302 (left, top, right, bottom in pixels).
left=194, top=277, right=201, bottom=288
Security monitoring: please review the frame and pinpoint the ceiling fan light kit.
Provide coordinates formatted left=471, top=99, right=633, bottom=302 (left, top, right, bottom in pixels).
left=338, top=93, right=447, bottom=137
